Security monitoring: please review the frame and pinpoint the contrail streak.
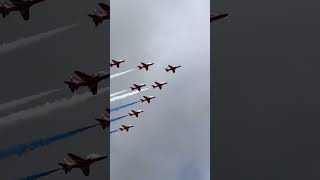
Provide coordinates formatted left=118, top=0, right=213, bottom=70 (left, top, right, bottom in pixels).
left=110, top=129, right=119, bottom=134
left=111, top=115, right=128, bottom=122
left=0, top=124, right=97, bottom=160
left=109, top=101, right=140, bottom=112
left=17, top=168, right=61, bottom=180
left=0, top=87, right=108, bottom=125
left=0, top=24, right=77, bottom=55
left=0, top=89, right=62, bottom=112
left=110, top=88, right=149, bottom=102
left=110, top=69, right=135, bottom=79
left=110, top=90, right=128, bottom=98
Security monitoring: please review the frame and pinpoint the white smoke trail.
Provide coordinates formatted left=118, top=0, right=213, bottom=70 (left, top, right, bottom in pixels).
left=0, top=87, right=108, bottom=125
left=0, top=88, right=62, bottom=112
left=110, top=88, right=149, bottom=102
left=110, top=69, right=135, bottom=79
left=110, top=90, right=128, bottom=97
left=0, top=24, right=77, bottom=55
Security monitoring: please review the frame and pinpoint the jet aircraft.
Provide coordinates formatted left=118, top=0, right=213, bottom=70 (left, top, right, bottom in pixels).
left=152, top=81, right=168, bottom=90
left=88, top=3, right=110, bottom=26
left=6, top=0, right=47, bottom=20
left=138, top=62, right=154, bottom=71
left=165, top=65, right=181, bottom=73
left=140, top=96, right=155, bottom=103
left=58, top=153, right=108, bottom=176
left=95, top=113, right=110, bottom=129
left=130, top=83, right=146, bottom=92
left=64, top=70, right=109, bottom=95
left=210, top=13, right=228, bottom=22
left=119, top=124, right=134, bottom=132
left=128, top=110, right=143, bottom=117
left=110, top=59, right=125, bottom=68
left=0, top=1, right=17, bottom=18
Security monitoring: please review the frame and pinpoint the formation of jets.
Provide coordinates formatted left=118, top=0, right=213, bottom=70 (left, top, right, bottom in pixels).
left=0, top=0, right=110, bottom=26
left=109, top=60, right=181, bottom=137
left=58, top=153, right=108, bottom=176
left=64, top=70, right=109, bottom=95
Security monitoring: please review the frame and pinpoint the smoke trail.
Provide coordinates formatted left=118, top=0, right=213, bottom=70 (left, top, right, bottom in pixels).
left=110, top=129, right=119, bottom=134
left=110, top=90, right=128, bottom=98
left=17, top=168, right=61, bottom=180
left=0, top=24, right=77, bottom=55
left=109, top=101, right=140, bottom=112
left=0, top=124, right=97, bottom=160
left=0, top=89, right=62, bottom=112
left=110, top=88, right=149, bottom=102
left=110, top=69, right=135, bottom=79
left=111, top=115, right=128, bottom=122
left=0, top=87, right=108, bottom=125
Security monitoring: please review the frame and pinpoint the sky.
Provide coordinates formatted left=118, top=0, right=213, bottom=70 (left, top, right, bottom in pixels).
left=110, top=0, right=210, bottom=180
left=212, top=0, right=320, bottom=179
left=0, top=0, right=109, bottom=179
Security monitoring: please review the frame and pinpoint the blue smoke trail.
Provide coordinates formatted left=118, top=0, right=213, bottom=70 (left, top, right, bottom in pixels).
left=111, top=115, right=128, bottom=122
left=110, top=129, right=119, bottom=134
left=17, top=168, right=61, bottom=180
left=0, top=124, right=97, bottom=160
left=108, top=101, right=140, bottom=113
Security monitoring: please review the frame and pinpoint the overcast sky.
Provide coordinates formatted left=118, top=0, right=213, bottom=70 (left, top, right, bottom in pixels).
left=0, top=0, right=109, bottom=179
left=110, top=0, right=210, bottom=180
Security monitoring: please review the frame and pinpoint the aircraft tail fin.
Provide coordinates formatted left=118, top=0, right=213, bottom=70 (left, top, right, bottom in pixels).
left=165, top=68, right=169, bottom=72
left=152, top=85, right=157, bottom=89
left=140, top=98, right=145, bottom=103
left=138, top=65, right=143, bottom=69
left=64, top=81, right=78, bottom=92
left=58, top=163, right=72, bottom=174
left=88, top=14, right=100, bottom=26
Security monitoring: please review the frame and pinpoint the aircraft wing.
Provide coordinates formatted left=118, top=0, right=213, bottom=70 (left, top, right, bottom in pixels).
left=74, top=71, right=93, bottom=80
left=111, top=60, right=116, bottom=63
left=88, top=83, right=98, bottom=95
left=19, top=8, right=29, bottom=20
left=68, top=153, right=86, bottom=163
left=80, top=165, right=90, bottom=176
left=98, top=3, right=109, bottom=13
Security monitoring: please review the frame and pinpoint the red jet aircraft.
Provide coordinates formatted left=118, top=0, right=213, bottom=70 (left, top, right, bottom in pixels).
left=95, top=113, right=110, bottom=129
left=138, top=62, right=154, bottom=71
left=152, top=81, right=168, bottom=90
left=58, top=153, right=108, bottom=176
left=128, top=110, right=143, bottom=117
left=119, top=124, right=134, bottom=132
left=130, top=83, right=146, bottom=92
left=88, top=3, right=110, bottom=26
left=165, top=65, right=181, bottom=73
left=140, top=96, right=155, bottom=103
left=110, top=59, right=125, bottom=68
